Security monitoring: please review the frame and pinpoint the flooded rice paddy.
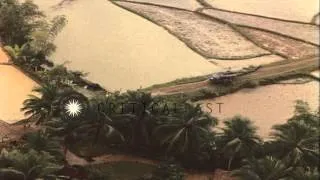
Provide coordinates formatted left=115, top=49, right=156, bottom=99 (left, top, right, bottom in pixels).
left=200, top=81, right=319, bottom=138
left=206, top=0, right=319, bottom=23
left=33, top=0, right=220, bottom=91
left=115, top=1, right=269, bottom=59
left=3, top=0, right=318, bottom=130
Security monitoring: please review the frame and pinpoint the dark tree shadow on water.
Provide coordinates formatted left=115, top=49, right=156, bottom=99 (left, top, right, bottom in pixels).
left=52, top=0, right=77, bottom=10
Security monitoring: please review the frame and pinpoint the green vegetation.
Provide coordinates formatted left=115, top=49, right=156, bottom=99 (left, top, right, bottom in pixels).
left=144, top=74, right=211, bottom=90
left=1, top=0, right=66, bottom=72
left=6, top=85, right=317, bottom=179
left=142, top=161, right=184, bottom=180
left=0, top=149, right=63, bottom=180
left=159, top=71, right=320, bottom=102
left=0, top=0, right=319, bottom=179
left=86, top=162, right=156, bottom=180
left=219, top=116, right=262, bottom=170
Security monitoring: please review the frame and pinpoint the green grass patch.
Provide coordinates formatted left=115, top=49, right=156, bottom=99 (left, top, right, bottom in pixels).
left=144, top=74, right=211, bottom=91
left=85, top=161, right=156, bottom=180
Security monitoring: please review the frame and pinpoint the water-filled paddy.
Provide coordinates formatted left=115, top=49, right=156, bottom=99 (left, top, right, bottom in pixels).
left=200, top=81, right=319, bottom=138
left=206, top=0, right=319, bottom=23
left=32, top=0, right=220, bottom=91
left=0, top=65, right=37, bottom=123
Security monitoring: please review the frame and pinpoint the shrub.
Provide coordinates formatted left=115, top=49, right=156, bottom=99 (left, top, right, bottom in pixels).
left=147, top=161, right=184, bottom=180
left=242, top=80, right=259, bottom=88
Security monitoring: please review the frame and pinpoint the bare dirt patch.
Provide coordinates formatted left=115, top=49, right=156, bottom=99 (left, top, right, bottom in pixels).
left=238, top=27, right=319, bottom=59
left=0, top=121, right=36, bottom=143
left=202, top=8, right=320, bottom=45
left=115, top=1, right=269, bottom=59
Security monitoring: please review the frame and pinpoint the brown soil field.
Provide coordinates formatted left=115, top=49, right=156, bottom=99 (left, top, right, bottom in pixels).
left=202, top=8, right=320, bottom=45
left=115, top=1, right=270, bottom=59
left=238, top=27, right=319, bottom=59
left=125, top=0, right=202, bottom=10
left=0, top=120, right=36, bottom=143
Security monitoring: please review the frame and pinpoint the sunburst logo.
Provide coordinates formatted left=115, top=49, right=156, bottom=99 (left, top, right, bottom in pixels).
left=64, top=99, right=83, bottom=117
left=59, top=91, right=89, bottom=120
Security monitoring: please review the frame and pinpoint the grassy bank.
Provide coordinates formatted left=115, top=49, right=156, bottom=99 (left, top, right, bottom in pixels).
left=151, top=65, right=319, bottom=102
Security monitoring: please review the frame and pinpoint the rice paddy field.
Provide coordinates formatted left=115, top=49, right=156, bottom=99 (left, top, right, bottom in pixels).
left=200, top=81, right=320, bottom=138
left=32, top=0, right=220, bottom=91
left=115, top=1, right=270, bottom=59
left=2, top=0, right=319, bottom=135
left=206, top=0, right=319, bottom=23
left=202, top=8, right=320, bottom=45
left=124, top=0, right=202, bottom=10
left=237, top=26, right=319, bottom=59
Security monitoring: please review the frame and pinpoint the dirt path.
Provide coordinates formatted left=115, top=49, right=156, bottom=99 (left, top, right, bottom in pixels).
left=65, top=150, right=158, bottom=166
left=151, top=56, right=319, bottom=95
left=65, top=149, right=232, bottom=179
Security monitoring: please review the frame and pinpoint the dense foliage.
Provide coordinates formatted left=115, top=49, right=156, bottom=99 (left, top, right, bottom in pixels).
left=1, top=0, right=66, bottom=72
left=0, top=0, right=318, bottom=179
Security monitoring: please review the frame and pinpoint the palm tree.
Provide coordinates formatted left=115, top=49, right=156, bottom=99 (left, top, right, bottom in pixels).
left=152, top=104, right=217, bottom=153
left=290, top=167, right=319, bottom=180
left=39, top=64, right=86, bottom=86
left=3, top=43, right=46, bottom=71
left=232, top=156, right=293, bottom=180
left=22, top=130, right=63, bottom=160
left=3, top=44, right=28, bottom=64
left=0, top=149, right=63, bottom=180
left=21, top=83, right=59, bottom=125
left=289, top=100, right=319, bottom=132
left=120, top=90, right=159, bottom=149
left=28, top=15, right=67, bottom=57
left=219, top=116, right=262, bottom=170
left=270, top=121, right=319, bottom=167
left=73, top=98, right=125, bottom=145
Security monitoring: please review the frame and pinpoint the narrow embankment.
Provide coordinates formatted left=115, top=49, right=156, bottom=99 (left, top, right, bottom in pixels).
left=151, top=56, right=319, bottom=95
left=201, top=8, right=319, bottom=45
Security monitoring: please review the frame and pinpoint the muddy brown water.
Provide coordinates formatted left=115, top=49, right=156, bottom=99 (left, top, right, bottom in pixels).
left=207, top=0, right=319, bottom=23
left=200, top=81, right=320, bottom=138
left=32, top=0, right=220, bottom=91
left=0, top=65, right=37, bottom=123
